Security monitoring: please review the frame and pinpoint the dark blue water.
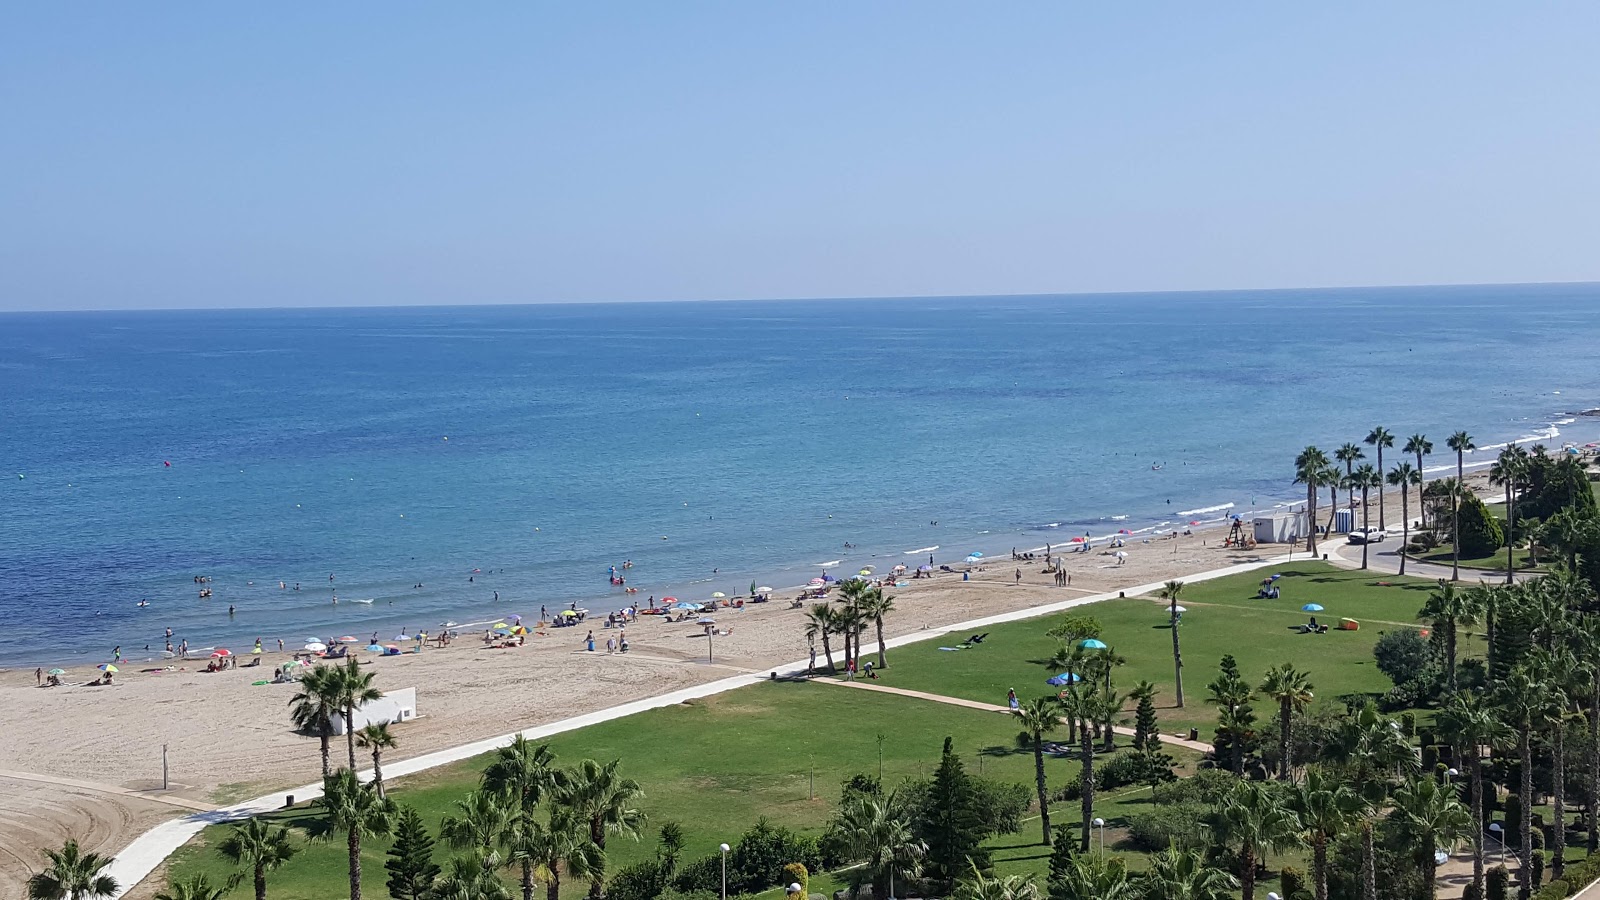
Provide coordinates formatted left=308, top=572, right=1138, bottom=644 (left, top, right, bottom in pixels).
left=2, top=284, right=1597, bottom=665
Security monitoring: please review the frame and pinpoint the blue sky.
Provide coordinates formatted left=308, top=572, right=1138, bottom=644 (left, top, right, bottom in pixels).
left=2, top=3, right=1597, bottom=310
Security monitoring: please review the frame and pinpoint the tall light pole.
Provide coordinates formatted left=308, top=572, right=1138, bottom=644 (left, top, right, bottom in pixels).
left=1092, top=817, right=1105, bottom=856
left=720, top=842, right=730, bottom=900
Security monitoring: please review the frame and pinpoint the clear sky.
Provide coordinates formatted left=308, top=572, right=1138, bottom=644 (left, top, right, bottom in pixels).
left=2, top=3, right=1597, bottom=311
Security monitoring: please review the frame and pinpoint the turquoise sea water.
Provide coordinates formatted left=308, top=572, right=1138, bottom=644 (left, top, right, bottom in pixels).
left=2, top=284, right=1598, bottom=666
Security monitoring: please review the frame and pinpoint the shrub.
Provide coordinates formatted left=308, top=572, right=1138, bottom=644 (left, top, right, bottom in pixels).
left=1463, top=884, right=1483, bottom=900
left=1530, top=850, right=1544, bottom=889
left=1488, top=864, right=1510, bottom=900
left=1279, top=865, right=1307, bottom=899
left=674, top=856, right=724, bottom=895
left=1374, top=629, right=1432, bottom=687
left=1126, top=803, right=1207, bottom=852
left=783, top=863, right=808, bottom=897
left=1505, top=794, right=1523, bottom=846
left=1535, top=880, right=1568, bottom=900
left=1458, top=493, right=1504, bottom=557
left=1151, top=768, right=1236, bottom=806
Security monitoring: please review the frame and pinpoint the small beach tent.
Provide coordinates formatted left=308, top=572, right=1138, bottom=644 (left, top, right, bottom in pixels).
left=1333, top=509, right=1358, bottom=534
left=1253, top=511, right=1306, bottom=544
left=330, top=687, right=418, bottom=735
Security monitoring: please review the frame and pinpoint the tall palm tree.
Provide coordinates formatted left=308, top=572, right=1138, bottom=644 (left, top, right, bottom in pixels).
left=1291, top=770, right=1363, bottom=900
left=1578, top=616, right=1600, bottom=854
left=1435, top=691, right=1512, bottom=898
left=1215, top=780, right=1301, bottom=900
left=1417, top=581, right=1483, bottom=692
left=1405, top=434, right=1434, bottom=528
left=1389, top=776, right=1472, bottom=900
left=1447, top=431, right=1475, bottom=580
left=218, top=817, right=297, bottom=900
left=154, top=874, right=239, bottom=900
left=1140, top=847, right=1239, bottom=900
left=1064, top=687, right=1109, bottom=852
left=1158, top=580, right=1185, bottom=707
left=510, top=813, right=603, bottom=900
left=832, top=791, right=925, bottom=900
left=1495, top=668, right=1561, bottom=900
left=1351, top=464, right=1382, bottom=568
left=318, top=768, right=393, bottom=900
left=861, top=587, right=895, bottom=669
left=1387, top=463, right=1422, bottom=575
left=1336, top=443, right=1366, bottom=523
left=1529, top=647, right=1580, bottom=883
left=483, top=736, right=558, bottom=900
left=440, top=790, right=515, bottom=870
left=1259, top=663, right=1314, bottom=779
left=333, top=657, right=383, bottom=770
left=25, top=840, right=119, bottom=900
left=1489, top=445, right=1529, bottom=585
left=1365, top=427, right=1395, bottom=530
left=1295, top=446, right=1331, bottom=555
left=288, top=664, right=342, bottom=777
left=355, top=723, right=397, bottom=800
left=557, top=758, right=647, bottom=900
left=1013, top=695, right=1065, bottom=845
left=804, top=604, right=837, bottom=672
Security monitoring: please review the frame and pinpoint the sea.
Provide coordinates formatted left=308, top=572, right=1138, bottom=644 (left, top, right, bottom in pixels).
left=2, top=283, right=1598, bottom=667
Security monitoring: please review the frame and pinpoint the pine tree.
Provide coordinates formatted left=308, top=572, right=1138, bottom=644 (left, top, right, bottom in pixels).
left=920, top=736, right=990, bottom=890
left=385, top=806, right=441, bottom=900
left=1131, top=682, right=1158, bottom=751
left=1045, top=824, right=1076, bottom=900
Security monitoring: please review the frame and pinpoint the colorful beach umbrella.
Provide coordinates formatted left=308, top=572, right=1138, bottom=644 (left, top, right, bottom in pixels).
left=211, top=648, right=232, bottom=658
left=366, top=644, right=384, bottom=652
left=48, top=668, right=65, bottom=675
left=97, top=663, right=118, bottom=673
left=1302, top=603, right=1324, bottom=612
left=304, top=642, right=327, bottom=652
left=336, top=636, right=358, bottom=643
left=394, top=634, right=413, bottom=641
left=1047, top=673, right=1081, bottom=685
left=711, top=592, right=726, bottom=598
left=660, top=596, right=678, bottom=604
left=1080, top=639, right=1108, bottom=650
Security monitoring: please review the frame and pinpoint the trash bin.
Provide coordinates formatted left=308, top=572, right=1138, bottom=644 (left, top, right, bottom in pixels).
left=1188, top=728, right=1199, bottom=742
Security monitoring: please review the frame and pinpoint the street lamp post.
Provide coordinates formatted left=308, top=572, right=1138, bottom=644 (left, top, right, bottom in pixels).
left=720, top=843, right=730, bottom=900
left=1092, top=817, right=1106, bottom=857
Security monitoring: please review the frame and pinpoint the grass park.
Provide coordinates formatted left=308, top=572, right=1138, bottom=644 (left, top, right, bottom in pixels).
left=156, top=559, right=1450, bottom=900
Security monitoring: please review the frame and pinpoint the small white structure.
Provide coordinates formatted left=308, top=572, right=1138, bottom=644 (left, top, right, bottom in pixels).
left=1334, top=509, right=1359, bottom=534
left=330, top=687, right=417, bottom=735
left=1253, top=511, right=1305, bottom=544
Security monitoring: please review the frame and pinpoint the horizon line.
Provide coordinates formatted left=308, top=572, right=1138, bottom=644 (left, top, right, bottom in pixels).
left=1, top=277, right=1595, bottom=315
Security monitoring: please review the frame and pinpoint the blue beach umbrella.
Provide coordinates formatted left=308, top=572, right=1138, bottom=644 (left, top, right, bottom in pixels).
left=968, top=551, right=984, bottom=558
left=1080, top=639, right=1108, bottom=650
left=1046, top=673, right=1082, bottom=686
left=1301, top=603, right=1324, bottom=612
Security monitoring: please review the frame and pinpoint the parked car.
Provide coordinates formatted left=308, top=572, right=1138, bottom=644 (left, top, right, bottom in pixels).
left=1347, top=528, right=1388, bottom=544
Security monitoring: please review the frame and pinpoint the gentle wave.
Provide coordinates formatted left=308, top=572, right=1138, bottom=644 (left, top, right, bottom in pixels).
left=1176, top=502, right=1235, bottom=516
left=903, top=546, right=940, bottom=554
left=814, top=560, right=842, bottom=568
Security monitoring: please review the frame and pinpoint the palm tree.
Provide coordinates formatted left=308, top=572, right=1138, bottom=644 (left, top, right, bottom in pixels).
left=1013, top=696, right=1065, bottom=845
left=1387, top=463, right=1422, bottom=575
left=1295, top=446, right=1331, bottom=554
left=355, top=723, right=397, bottom=799
left=1158, top=580, right=1185, bottom=707
left=1495, top=668, right=1561, bottom=899
left=557, top=758, right=647, bottom=900
left=1215, top=780, right=1301, bottom=900
left=1447, top=431, right=1475, bottom=580
left=832, top=790, right=925, bottom=900
left=952, top=868, right=1041, bottom=900
left=1435, top=691, right=1513, bottom=898
left=1066, top=688, right=1118, bottom=852
left=1259, top=663, right=1314, bottom=779
left=1140, top=847, right=1238, bottom=900
left=154, top=874, right=239, bottom=900
left=1351, top=464, right=1382, bottom=568
left=483, top=736, right=558, bottom=900
left=1365, top=427, right=1395, bottom=530
left=1405, top=434, right=1434, bottom=527
left=861, top=587, right=895, bottom=669
left=1578, top=616, right=1600, bottom=854
left=333, top=657, right=383, bottom=770
left=1291, top=770, right=1363, bottom=900
left=1417, top=581, right=1483, bottom=692
left=1388, top=776, right=1472, bottom=900
left=1489, top=445, right=1529, bottom=584
left=440, top=790, right=515, bottom=869
left=25, top=840, right=119, bottom=900
left=218, top=817, right=297, bottom=900
left=429, top=855, right=515, bottom=900
left=288, top=664, right=342, bottom=777
left=804, top=604, right=837, bottom=672
left=1529, top=647, right=1580, bottom=883
left=509, top=813, right=603, bottom=900
left=318, top=768, right=393, bottom=900
left=1336, top=443, right=1365, bottom=522
left=1050, top=854, right=1140, bottom=900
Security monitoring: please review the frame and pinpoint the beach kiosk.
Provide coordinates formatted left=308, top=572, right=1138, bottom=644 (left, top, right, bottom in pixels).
left=330, top=687, right=418, bottom=735
left=1253, top=511, right=1305, bottom=545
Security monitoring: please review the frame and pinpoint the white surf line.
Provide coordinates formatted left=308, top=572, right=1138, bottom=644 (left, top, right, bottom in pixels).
left=104, top=551, right=1296, bottom=896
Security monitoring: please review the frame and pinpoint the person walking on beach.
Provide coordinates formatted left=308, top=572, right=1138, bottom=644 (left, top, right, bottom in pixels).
left=1014, top=568, right=1022, bottom=585
left=585, top=630, right=595, bottom=652
left=277, top=638, right=284, bottom=652
left=112, top=645, right=121, bottom=662
left=35, top=667, right=42, bottom=686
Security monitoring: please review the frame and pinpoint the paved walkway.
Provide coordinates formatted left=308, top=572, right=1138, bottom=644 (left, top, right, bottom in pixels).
left=103, top=551, right=1296, bottom=897
left=0, top=770, right=216, bottom=813
left=816, top=679, right=1216, bottom=754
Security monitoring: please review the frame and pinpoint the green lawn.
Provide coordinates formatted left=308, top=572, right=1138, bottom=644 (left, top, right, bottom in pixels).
left=872, top=562, right=1458, bottom=736
left=1420, top=543, right=1542, bottom=574
left=160, top=680, right=1198, bottom=899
